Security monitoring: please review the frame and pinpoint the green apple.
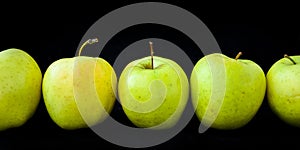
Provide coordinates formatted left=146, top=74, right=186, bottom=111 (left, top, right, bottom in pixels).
left=42, top=38, right=117, bottom=130
left=118, top=42, right=189, bottom=129
left=267, top=54, right=300, bottom=127
left=191, top=52, right=266, bottom=129
left=0, top=48, right=42, bottom=131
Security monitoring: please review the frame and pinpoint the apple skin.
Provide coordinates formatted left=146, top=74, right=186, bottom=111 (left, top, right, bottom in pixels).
left=0, top=49, right=42, bottom=131
left=118, top=56, right=189, bottom=129
left=191, top=53, right=266, bottom=129
left=267, top=56, right=300, bottom=127
left=42, top=56, right=116, bottom=130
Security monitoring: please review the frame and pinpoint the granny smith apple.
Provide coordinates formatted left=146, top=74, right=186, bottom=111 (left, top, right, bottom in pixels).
left=118, top=42, right=189, bottom=129
left=191, top=52, right=266, bottom=129
left=267, top=54, right=300, bottom=127
left=42, top=38, right=117, bottom=130
left=0, top=48, right=42, bottom=131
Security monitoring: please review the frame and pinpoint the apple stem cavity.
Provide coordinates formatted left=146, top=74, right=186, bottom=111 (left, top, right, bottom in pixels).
left=235, top=52, right=243, bottom=60
left=78, top=38, right=99, bottom=56
left=149, top=41, right=154, bottom=69
left=284, top=54, right=296, bottom=65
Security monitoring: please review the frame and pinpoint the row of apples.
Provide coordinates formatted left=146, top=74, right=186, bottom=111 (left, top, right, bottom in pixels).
left=0, top=38, right=298, bottom=131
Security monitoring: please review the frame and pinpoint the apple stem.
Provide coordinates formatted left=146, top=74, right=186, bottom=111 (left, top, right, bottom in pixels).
left=284, top=54, right=296, bottom=65
left=235, top=52, right=243, bottom=60
left=78, top=38, right=99, bottom=56
left=149, top=41, right=154, bottom=69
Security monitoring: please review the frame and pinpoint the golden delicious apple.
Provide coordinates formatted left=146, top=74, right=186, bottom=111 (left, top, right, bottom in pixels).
left=267, top=54, right=300, bottom=127
left=42, top=39, right=117, bottom=130
left=0, top=49, right=42, bottom=131
left=118, top=42, right=189, bottom=129
left=191, top=52, right=266, bottom=129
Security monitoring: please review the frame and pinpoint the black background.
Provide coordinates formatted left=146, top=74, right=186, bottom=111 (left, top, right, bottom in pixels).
left=1, top=1, right=300, bottom=149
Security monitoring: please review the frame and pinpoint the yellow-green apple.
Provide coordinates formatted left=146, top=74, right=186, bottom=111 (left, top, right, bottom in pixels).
left=0, top=48, right=42, bottom=131
left=118, top=42, right=189, bottom=129
left=42, top=38, right=117, bottom=130
left=267, top=54, right=300, bottom=127
left=191, top=52, right=266, bottom=129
